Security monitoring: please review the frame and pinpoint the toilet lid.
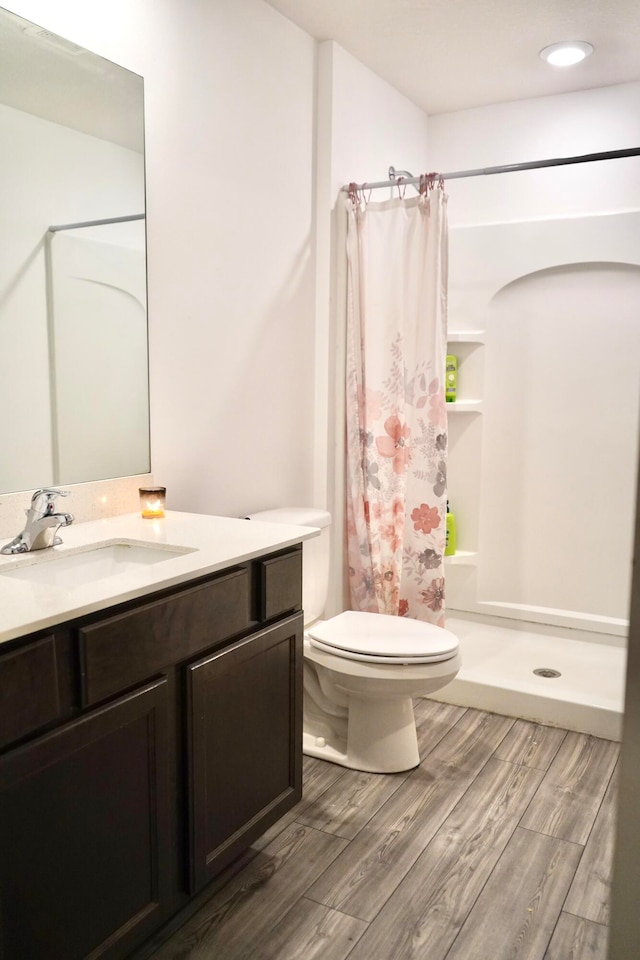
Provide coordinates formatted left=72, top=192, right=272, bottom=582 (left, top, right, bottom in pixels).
left=307, top=610, right=458, bottom=664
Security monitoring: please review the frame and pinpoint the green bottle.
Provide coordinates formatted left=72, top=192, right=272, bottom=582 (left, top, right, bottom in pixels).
left=445, top=355, right=457, bottom=402
left=445, top=501, right=456, bottom=556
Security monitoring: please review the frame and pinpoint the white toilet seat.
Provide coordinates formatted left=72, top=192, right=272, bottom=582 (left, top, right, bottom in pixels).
left=308, top=637, right=455, bottom=664
left=307, top=610, right=459, bottom=665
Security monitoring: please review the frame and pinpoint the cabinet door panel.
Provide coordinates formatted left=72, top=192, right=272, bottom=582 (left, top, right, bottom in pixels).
left=0, top=679, right=171, bottom=960
left=188, top=614, right=302, bottom=890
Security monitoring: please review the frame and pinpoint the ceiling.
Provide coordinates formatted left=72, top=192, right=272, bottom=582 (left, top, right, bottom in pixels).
left=263, top=0, right=640, bottom=115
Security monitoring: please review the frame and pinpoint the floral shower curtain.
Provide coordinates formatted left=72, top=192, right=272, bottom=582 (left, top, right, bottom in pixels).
left=345, top=176, right=448, bottom=626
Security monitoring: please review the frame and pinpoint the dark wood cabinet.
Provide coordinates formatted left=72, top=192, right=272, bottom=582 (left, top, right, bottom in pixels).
left=0, top=544, right=303, bottom=960
left=79, top=565, right=251, bottom=707
left=188, top=614, right=303, bottom=890
left=0, top=678, right=171, bottom=960
left=0, top=631, right=74, bottom=749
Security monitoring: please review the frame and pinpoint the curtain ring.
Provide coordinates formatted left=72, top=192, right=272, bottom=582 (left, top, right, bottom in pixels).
left=418, top=172, right=444, bottom=195
left=348, top=182, right=359, bottom=205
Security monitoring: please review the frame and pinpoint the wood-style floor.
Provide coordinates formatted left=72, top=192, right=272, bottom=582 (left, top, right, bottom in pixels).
left=147, top=700, right=619, bottom=960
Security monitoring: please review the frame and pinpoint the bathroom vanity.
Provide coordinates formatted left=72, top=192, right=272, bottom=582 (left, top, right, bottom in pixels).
left=0, top=511, right=316, bottom=960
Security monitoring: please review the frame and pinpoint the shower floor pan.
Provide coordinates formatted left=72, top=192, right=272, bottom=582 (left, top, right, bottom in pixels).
left=429, top=614, right=627, bottom=741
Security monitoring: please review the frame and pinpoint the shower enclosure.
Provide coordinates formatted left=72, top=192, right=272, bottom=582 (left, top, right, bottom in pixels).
left=435, top=209, right=640, bottom=739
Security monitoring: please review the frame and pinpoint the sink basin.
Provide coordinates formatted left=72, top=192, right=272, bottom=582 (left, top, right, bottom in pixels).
left=0, top=542, right=192, bottom=588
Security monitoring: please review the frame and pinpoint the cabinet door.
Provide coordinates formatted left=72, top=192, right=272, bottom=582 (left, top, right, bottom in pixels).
left=0, top=678, right=172, bottom=960
left=187, top=614, right=303, bottom=891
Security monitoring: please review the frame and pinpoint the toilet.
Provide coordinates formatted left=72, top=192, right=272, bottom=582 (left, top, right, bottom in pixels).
left=247, top=508, right=461, bottom=773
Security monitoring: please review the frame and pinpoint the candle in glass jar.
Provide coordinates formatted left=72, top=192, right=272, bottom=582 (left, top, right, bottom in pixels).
left=139, top=486, right=166, bottom=518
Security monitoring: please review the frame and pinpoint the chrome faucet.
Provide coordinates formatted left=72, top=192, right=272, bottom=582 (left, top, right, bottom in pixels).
left=1, top=488, right=74, bottom=555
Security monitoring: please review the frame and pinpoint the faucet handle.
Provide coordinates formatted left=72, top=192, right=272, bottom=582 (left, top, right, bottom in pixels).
left=31, top=488, right=70, bottom=513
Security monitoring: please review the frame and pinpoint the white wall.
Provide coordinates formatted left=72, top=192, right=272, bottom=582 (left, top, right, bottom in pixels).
left=429, top=81, right=640, bottom=226
left=323, top=42, right=430, bottom=200
left=3, top=0, right=317, bottom=520
left=610, top=450, right=640, bottom=955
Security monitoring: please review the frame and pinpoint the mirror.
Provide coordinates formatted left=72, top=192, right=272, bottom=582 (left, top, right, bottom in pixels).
left=0, top=6, right=149, bottom=494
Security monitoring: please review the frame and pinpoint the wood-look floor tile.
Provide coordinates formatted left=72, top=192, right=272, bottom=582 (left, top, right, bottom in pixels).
left=258, top=703, right=464, bottom=850
left=346, top=757, right=544, bottom=960
left=414, top=698, right=467, bottom=755
left=252, top=898, right=367, bottom=960
left=149, top=823, right=348, bottom=960
left=144, top=701, right=619, bottom=960
left=253, top=756, right=349, bottom=851
left=295, top=766, right=405, bottom=840
left=494, top=719, right=566, bottom=770
left=305, top=710, right=514, bottom=921
left=444, top=827, right=583, bottom=960
left=301, top=754, right=350, bottom=801
left=544, top=912, right=609, bottom=960
left=520, top=733, right=619, bottom=845
left=564, top=764, right=619, bottom=925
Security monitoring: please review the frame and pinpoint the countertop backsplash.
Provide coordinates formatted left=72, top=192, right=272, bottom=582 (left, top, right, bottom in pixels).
left=0, top=475, right=153, bottom=540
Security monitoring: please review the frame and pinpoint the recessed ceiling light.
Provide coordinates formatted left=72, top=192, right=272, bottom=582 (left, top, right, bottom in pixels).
left=540, top=41, right=594, bottom=66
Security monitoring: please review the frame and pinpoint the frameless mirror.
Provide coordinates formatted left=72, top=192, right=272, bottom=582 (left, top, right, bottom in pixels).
left=0, top=6, right=149, bottom=494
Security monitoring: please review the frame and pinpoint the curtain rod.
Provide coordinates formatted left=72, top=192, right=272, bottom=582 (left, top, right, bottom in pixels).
left=341, top=147, right=640, bottom=192
left=48, top=213, right=145, bottom=233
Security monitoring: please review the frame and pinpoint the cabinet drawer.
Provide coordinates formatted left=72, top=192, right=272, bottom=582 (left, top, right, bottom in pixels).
left=79, top=567, right=250, bottom=706
left=257, top=549, right=302, bottom=621
left=0, top=636, right=62, bottom=750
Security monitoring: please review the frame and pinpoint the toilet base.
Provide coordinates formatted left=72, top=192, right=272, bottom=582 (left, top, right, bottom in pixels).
left=303, top=695, right=420, bottom=773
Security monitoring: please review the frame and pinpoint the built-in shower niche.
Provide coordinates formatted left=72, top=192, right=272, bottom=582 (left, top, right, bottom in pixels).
left=446, top=331, right=485, bottom=567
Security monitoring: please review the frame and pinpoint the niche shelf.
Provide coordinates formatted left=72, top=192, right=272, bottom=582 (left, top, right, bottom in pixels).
left=444, top=550, right=478, bottom=566
left=446, top=400, right=483, bottom=413
left=447, top=331, right=485, bottom=344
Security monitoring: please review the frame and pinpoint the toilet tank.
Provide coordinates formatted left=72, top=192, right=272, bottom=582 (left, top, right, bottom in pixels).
left=246, top=508, right=331, bottom=625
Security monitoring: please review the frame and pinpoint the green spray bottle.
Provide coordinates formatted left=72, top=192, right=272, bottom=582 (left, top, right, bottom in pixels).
left=445, top=501, right=457, bottom=556
left=445, top=355, right=458, bottom=402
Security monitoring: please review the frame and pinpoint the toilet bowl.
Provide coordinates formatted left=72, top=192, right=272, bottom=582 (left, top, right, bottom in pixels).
left=304, top=611, right=460, bottom=772
left=247, top=508, right=460, bottom=773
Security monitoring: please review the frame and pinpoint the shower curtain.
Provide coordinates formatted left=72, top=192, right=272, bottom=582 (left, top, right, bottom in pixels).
left=345, top=176, right=449, bottom=626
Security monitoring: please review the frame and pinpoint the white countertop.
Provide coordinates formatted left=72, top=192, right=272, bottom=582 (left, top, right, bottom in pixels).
left=0, top=511, right=318, bottom=645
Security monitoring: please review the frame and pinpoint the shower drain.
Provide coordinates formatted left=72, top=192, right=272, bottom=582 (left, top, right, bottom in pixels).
left=533, top=668, right=562, bottom=678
